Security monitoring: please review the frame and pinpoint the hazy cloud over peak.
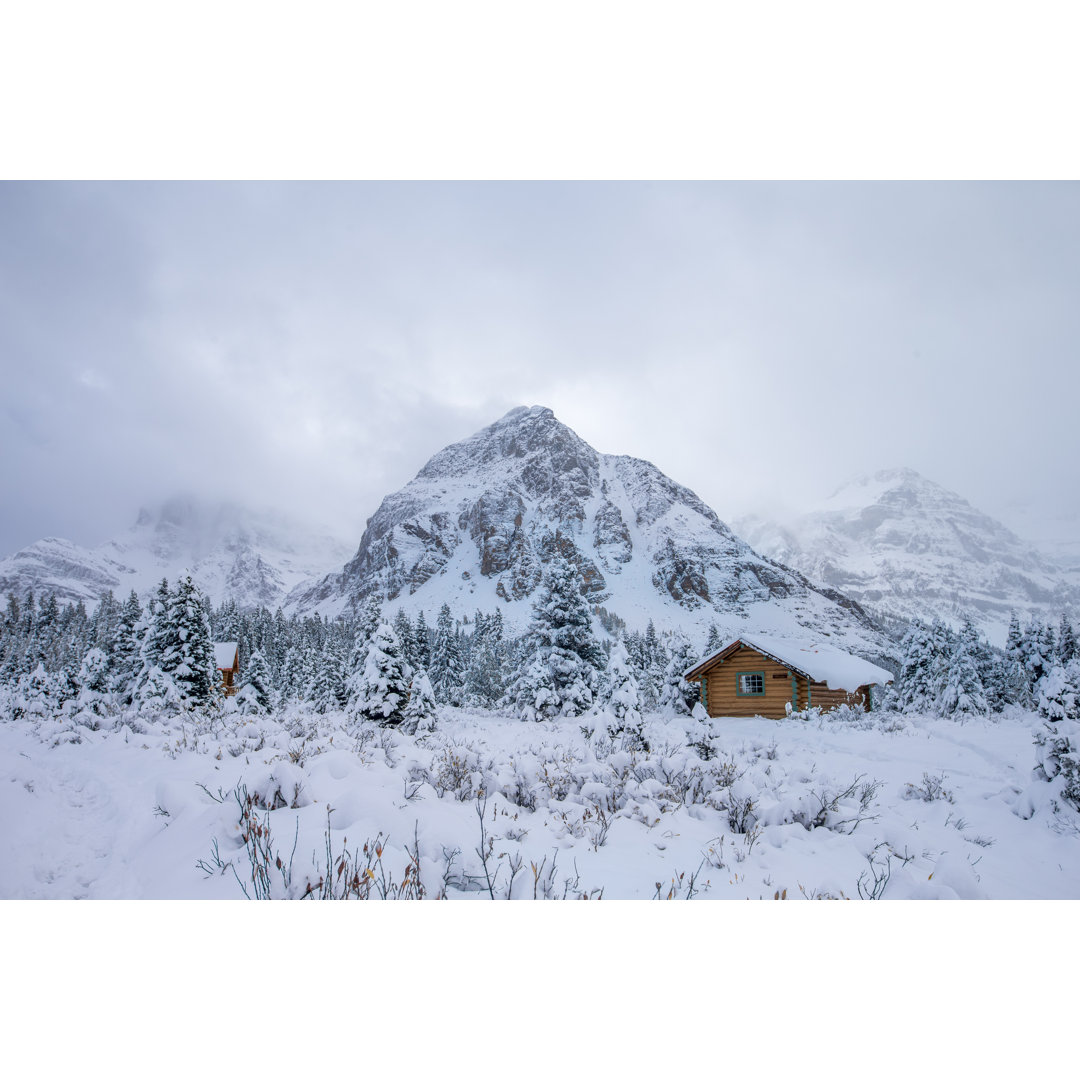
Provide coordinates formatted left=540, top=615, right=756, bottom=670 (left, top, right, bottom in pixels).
left=2, top=181, right=1078, bottom=555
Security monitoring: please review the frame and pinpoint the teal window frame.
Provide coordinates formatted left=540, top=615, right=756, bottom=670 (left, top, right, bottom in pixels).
left=736, top=670, right=766, bottom=696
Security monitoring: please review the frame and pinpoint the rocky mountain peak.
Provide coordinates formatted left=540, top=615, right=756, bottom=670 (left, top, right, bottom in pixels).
left=738, top=467, right=1074, bottom=643
left=287, top=408, right=886, bottom=653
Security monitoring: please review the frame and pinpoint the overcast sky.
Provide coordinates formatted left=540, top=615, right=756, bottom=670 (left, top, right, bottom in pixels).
left=2, top=181, right=1079, bottom=556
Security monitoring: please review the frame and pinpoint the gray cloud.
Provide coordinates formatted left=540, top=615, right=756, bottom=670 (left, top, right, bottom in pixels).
left=1, top=182, right=1077, bottom=555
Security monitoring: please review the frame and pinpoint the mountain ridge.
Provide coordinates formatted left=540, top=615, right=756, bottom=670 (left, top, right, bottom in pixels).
left=736, top=466, right=1076, bottom=644
left=285, top=406, right=888, bottom=654
left=0, top=498, right=352, bottom=610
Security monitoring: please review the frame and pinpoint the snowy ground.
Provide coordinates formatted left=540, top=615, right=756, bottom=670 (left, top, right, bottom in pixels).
left=2, top=704, right=1078, bottom=900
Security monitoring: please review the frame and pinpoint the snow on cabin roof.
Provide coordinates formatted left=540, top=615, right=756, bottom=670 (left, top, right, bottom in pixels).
left=214, top=642, right=239, bottom=670
left=685, top=634, right=893, bottom=691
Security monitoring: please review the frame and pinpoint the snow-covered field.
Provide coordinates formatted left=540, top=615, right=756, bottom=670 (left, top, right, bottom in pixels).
left=2, top=703, right=1077, bottom=900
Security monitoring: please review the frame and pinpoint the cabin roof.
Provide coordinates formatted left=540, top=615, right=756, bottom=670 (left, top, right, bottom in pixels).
left=685, top=634, right=893, bottom=691
left=214, top=642, right=239, bottom=670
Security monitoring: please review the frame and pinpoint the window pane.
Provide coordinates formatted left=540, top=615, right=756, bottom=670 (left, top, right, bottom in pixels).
left=739, top=673, right=764, bottom=695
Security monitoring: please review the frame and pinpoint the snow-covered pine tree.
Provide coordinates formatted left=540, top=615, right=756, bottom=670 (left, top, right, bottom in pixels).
left=235, top=647, right=274, bottom=715
left=1038, top=662, right=1080, bottom=723
left=1005, top=612, right=1024, bottom=668
left=1022, top=616, right=1053, bottom=695
left=73, top=647, right=112, bottom=723
left=639, top=620, right=665, bottom=710
left=513, top=655, right=561, bottom=722
left=393, top=610, right=417, bottom=670
left=598, top=642, right=642, bottom=726
left=595, top=641, right=648, bottom=748
left=143, top=579, right=172, bottom=672
left=513, top=553, right=604, bottom=720
left=162, top=575, right=217, bottom=709
left=356, top=595, right=383, bottom=645
left=400, top=668, right=438, bottom=735
left=133, top=580, right=180, bottom=713
left=925, top=619, right=955, bottom=709
left=413, top=610, right=431, bottom=671
left=658, top=636, right=700, bottom=716
left=311, top=643, right=347, bottom=714
left=938, top=638, right=987, bottom=718
left=981, top=651, right=1023, bottom=712
left=1057, top=615, right=1077, bottom=666
left=464, top=608, right=505, bottom=708
left=896, top=621, right=936, bottom=713
left=87, top=591, right=119, bottom=663
left=0, top=593, right=25, bottom=682
left=429, top=603, right=465, bottom=705
left=345, top=621, right=412, bottom=727
left=19, top=663, right=58, bottom=721
left=1033, top=670, right=1080, bottom=813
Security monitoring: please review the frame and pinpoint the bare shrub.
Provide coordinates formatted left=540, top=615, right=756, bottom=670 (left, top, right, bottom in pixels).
left=796, top=775, right=882, bottom=834
left=431, top=743, right=482, bottom=801
left=903, top=771, right=955, bottom=804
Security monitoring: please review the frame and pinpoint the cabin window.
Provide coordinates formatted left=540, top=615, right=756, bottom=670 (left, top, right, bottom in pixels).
left=737, top=671, right=765, bottom=696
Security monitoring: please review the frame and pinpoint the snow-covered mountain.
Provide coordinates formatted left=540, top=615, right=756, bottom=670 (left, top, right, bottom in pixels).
left=287, top=406, right=888, bottom=652
left=0, top=498, right=352, bottom=610
left=735, top=468, right=1076, bottom=645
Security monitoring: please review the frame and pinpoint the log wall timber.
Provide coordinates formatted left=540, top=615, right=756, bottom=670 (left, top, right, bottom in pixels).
left=807, top=681, right=869, bottom=711
left=691, top=642, right=875, bottom=719
left=700, top=644, right=801, bottom=720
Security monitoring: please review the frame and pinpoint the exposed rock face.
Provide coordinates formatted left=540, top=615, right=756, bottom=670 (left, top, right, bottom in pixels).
left=0, top=538, right=129, bottom=605
left=288, top=406, right=886, bottom=649
left=736, top=468, right=1078, bottom=644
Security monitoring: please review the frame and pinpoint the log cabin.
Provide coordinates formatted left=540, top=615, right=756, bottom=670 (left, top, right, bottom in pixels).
left=684, top=635, right=893, bottom=720
left=214, top=641, right=240, bottom=697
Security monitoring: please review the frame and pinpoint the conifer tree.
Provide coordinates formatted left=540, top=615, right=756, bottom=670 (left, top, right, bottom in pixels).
left=512, top=554, right=603, bottom=720
left=413, top=610, right=431, bottom=671
left=110, top=591, right=144, bottom=704
left=356, top=595, right=383, bottom=645
left=1038, top=662, right=1080, bottom=723
left=513, top=655, right=561, bottom=722
left=400, top=668, right=438, bottom=735
left=393, top=610, right=416, bottom=670
left=659, top=636, right=700, bottom=716
left=236, top=647, right=274, bottom=715
left=429, top=603, right=465, bottom=705
left=1021, top=616, right=1052, bottom=693
left=600, top=642, right=641, bottom=721
left=1005, top=612, right=1024, bottom=667
left=938, top=638, right=987, bottom=718
left=465, top=608, right=505, bottom=707
left=345, top=621, right=412, bottom=726
left=896, top=622, right=936, bottom=713
left=1058, top=615, right=1077, bottom=666
left=19, top=663, right=57, bottom=721
left=1028, top=708, right=1080, bottom=812
left=74, top=647, right=112, bottom=722
left=163, top=576, right=216, bottom=708
left=640, top=620, right=665, bottom=709
left=312, top=644, right=347, bottom=714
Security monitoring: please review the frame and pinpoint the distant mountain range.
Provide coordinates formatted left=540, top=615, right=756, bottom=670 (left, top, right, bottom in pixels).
left=0, top=499, right=351, bottom=611
left=735, top=468, right=1077, bottom=645
left=3, top=409, right=1072, bottom=652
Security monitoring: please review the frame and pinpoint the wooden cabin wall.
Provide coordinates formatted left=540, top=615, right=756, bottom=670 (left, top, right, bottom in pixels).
left=702, top=647, right=799, bottom=720
left=696, top=647, right=873, bottom=718
left=806, top=682, right=868, bottom=711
